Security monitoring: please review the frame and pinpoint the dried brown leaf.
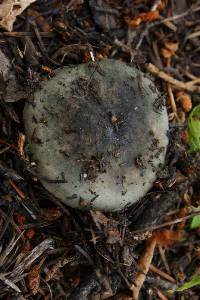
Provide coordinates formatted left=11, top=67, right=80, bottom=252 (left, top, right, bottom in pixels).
left=0, top=0, right=37, bottom=31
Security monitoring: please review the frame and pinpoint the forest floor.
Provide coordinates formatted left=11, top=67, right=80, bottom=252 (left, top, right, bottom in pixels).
left=0, top=0, right=200, bottom=299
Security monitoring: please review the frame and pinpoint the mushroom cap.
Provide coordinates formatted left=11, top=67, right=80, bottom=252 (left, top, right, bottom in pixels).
left=24, top=59, right=169, bottom=211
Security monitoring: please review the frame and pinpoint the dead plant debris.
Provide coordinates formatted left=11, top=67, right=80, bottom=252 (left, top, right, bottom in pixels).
left=0, top=0, right=199, bottom=299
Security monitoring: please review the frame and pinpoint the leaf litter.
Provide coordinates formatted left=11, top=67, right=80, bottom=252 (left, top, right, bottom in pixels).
left=0, top=0, right=199, bottom=299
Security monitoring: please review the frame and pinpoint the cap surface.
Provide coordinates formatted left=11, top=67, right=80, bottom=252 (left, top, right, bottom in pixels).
left=24, top=59, right=169, bottom=211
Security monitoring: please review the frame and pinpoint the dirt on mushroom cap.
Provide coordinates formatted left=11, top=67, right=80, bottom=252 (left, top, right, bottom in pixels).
left=23, top=59, right=169, bottom=211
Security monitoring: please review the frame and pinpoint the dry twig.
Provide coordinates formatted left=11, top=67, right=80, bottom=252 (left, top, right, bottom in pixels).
left=149, top=264, right=175, bottom=283
left=167, top=84, right=177, bottom=119
left=156, top=288, right=169, bottom=300
left=152, top=5, right=200, bottom=27
left=9, top=179, right=25, bottom=200
left=147, top=63, right=200, bottom=93
left=132, top=211, right=200, bottom=234
left=131, top=237, right=157, bottom=300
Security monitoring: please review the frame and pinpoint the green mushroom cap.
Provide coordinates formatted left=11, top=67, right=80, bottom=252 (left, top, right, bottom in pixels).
left=24, top=59, right=169, bottom=211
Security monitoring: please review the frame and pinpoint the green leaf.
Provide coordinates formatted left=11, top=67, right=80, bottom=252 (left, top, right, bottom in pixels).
left=188, top=104, right=200, bottom=152
left=177, top=274, right=200, bottom=292
left=190, top=207, right=200, bottom=229
left=191, top=215, right=200, bottom=229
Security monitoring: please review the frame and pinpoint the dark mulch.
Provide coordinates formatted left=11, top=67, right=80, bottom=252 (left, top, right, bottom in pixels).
left=0, top=0, right=200, bottom=299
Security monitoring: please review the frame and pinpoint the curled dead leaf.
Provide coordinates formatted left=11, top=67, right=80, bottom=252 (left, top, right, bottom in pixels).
left=0, top=0, right=37, bottom=31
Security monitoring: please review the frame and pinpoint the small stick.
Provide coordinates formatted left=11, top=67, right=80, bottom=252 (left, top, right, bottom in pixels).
left=187, top=31, right=200, bottom=39
left=9, top=179, right=25, bottom=199
left=163, top=21, right=177, bottom=32
left=147, top=63, right=200, bottom=93
left=151, top=0, right=161, bottom=11
left=0, top=139, right=18, bottom=152
left=114, top=38, right=136, bottom=61
left=132, top=211, right=200, bottom=234
left=131, top=237, right=157, bottom=299
left=149, top=264, right=176, bottom=283
left=186, top=78, right=200, bottom=86
left=167, top=84, right=177, bottom=117
left=0, top=32, right=54, bottom=38
left=158, top=245, right=171, bottom=275
left=136, top=5, right=200, bottom=49
left=151, top=5, right=200, bottom=28
left=156, top=288, right=169, bottom=300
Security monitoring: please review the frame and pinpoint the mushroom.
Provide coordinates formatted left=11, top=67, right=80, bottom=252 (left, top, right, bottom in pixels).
left=24, top=59, right=169, bottom=211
